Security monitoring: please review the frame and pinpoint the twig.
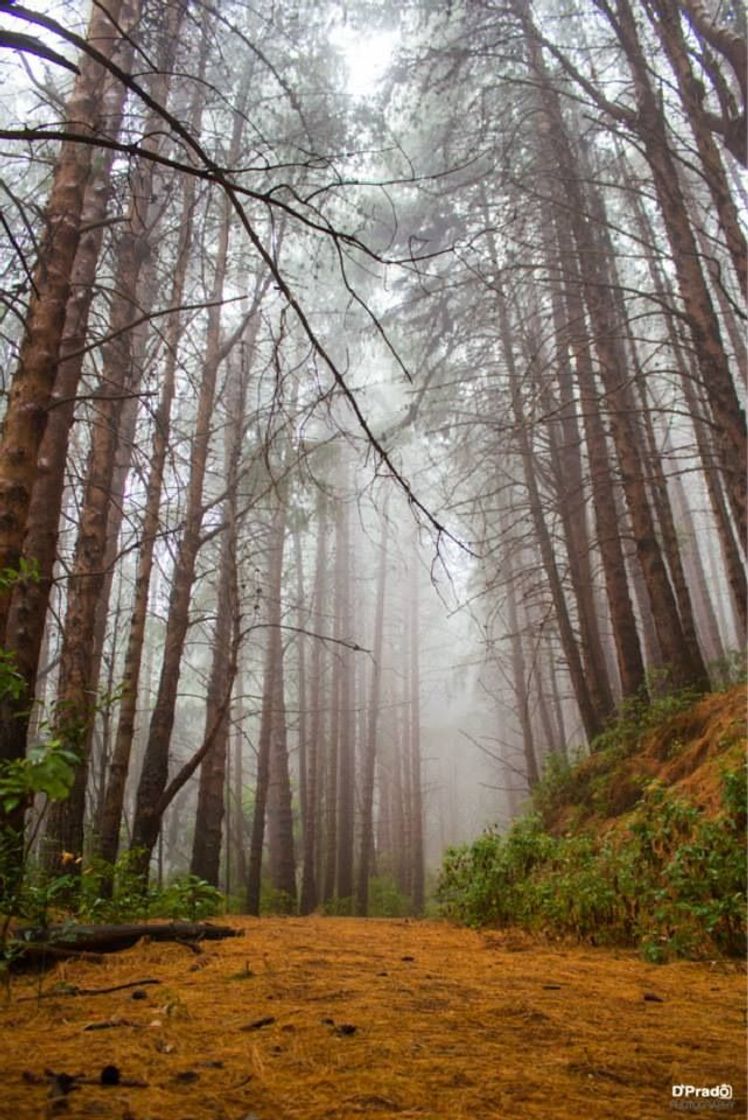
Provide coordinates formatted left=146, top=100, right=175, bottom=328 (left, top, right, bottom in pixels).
left=16, top=978, right=161, bottom=1001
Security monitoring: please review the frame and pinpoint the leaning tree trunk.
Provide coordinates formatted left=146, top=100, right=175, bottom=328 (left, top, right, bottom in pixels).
left=596, top=0, right=747, bottom=544
left=129, top=82, right=249, bottom=877
left=645, top=0, right=746, bottom=298
left=0, top=0, right=130, bottom=636
left=0, top=26, right=138, bottom=776
left=516, top=4, right=710, bottom=692
left=190, top=348, right=248, bottom=885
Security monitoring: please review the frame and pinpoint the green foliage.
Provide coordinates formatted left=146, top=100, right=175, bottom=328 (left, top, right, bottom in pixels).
left=155, top=875, right=224, bottom=921
left=707, top=649, right=747, bottom=690
left=0, top=739, right=79, bottom=814
left=0, top=559, right=39, bottom=704
left=259, top=882, right=296, bottom=916
left=533, top=683, right=712, bottom=828
left=366, top=874, right=410, bottom=917
left=3, top=855, right=224, bottom=934
left=437, top=767, right=746, bottom=960
left=320, top=876, right=411, bottom=917
left=0, top=648, right=24, bottom=702
left=590, top=679, right=704, bottom=757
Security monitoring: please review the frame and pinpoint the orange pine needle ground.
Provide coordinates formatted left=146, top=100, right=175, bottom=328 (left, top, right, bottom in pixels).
left=0, top=916, right=744, bottom=1119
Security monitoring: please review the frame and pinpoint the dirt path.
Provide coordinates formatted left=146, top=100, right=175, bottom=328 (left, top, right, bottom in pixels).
left=1, top=917, right=744, bottom=1119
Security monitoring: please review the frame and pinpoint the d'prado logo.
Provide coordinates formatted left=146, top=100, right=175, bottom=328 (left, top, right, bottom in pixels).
left=672, top=1086, right=733, bottom=1100
left=670, top=1084, right=735, bottom=1112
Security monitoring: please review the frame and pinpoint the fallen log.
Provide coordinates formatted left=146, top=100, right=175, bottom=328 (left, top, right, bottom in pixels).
left=10, top=920, right=242, bottom=965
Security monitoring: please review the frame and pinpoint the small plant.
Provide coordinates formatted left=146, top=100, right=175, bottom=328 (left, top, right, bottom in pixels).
left=0, top=739, right=80, bottom=816
left=157, top=875, right=223, bottom=921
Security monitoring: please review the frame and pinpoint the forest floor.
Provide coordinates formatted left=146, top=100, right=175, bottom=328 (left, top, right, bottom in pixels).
left=0, top=916, right=744, bottom=1120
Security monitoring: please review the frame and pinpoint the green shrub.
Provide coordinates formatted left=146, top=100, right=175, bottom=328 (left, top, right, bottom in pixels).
left=437, top=767, right=746, bottom=960
left=367, top=874, right=410, bottom=917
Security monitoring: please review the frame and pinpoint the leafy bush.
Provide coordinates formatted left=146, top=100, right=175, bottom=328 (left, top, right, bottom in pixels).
left=437, top=767, right=746, bottom=960
left=367, top=874, right=410, bottom=917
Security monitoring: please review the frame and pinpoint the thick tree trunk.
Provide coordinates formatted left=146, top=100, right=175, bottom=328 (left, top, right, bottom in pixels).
left=516, top=5, right=710, bottom=692
left=602, top=0, right=747, bottom=544
left=0, top=38, right=136, bottom=774
left=42, top=15, right=186, bottom=868
left=557, top=255, right=647, bottom=700
left=0, top=0, right=129, bottom=636
left=646, top=0, right=746, bottom=297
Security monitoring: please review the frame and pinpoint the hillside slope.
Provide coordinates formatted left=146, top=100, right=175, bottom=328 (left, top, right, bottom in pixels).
left=539, top=685, right=746, bottom=832
left=439, top=687, right=747, bottom=959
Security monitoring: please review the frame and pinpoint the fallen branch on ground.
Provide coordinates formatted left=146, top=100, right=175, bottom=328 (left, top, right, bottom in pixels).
left=8, top=921, right=241, bottom=967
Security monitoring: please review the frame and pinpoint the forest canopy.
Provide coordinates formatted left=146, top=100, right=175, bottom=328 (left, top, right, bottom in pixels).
left=0, top=0, right=745, bottom=921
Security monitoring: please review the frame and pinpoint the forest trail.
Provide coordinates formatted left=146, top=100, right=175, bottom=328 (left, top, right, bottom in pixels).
left=1, top=917, right=744, bottom=1120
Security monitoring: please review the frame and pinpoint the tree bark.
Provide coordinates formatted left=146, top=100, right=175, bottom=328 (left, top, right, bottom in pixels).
left=300, top=490, right=328, bottom=914
left=130, top=81, right=249, bottom=876
left=355, top=508, right=388, bottom=916
left=0, top=0, right=129, bottom=635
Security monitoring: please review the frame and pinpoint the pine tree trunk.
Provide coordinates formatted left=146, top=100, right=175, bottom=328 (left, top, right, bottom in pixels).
left=300, top=491, right=328, bottom=914
left=356, top=510, right=388, bottom=915
left=497, top=279, right=603, bottom=742
left=95, top=156, right=202, bottom=874
left=517, top=6, right=710, bottom=692
left=407, top=560, right=425, bottom=914
left=603, top=0, right=746, bottom=543
left=129, top=84, right=248, bottom=876
left=0, top=0, right=130, bottom=635
left=0, top=39, right=136, bottom=774
left=335, top=488, right=355, bottom=907
left=190, top=347, right=247, bottom=885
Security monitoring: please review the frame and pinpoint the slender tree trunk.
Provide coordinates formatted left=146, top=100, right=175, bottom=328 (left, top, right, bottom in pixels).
left=95, top=157, right=202, bottom=873
left=356, top=509, right=388, bottom=916
left=504, top=543, right=541, bottom=786
left=190, top=350, right=247, bottom=885
left=407, top=559, right=425, bottom=914
left=300, top=491, right=328, bottom=914
left=497, top=279, right=603, bottom=741
left=335, top=488, right=355, bottom=906
left=247, top=503, right=290, bottom=914
left=130, top=84, right=249, bottom=875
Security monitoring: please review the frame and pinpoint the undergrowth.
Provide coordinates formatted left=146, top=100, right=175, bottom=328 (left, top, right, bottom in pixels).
left=438, top=690, right=747, bottom=961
